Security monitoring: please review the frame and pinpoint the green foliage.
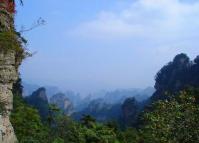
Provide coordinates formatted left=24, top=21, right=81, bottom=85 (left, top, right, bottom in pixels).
left=0, top=31, right=30, bottom=62
left=77, top=115, right=121, bottom=143
left=47, top=104, right=61, bottom=126
left=119, top=128, right=139, bottom=143
left=0, top=26, right=30, bottom=62
left=80, top=115, right=96, bottom=128
left=122, top=97, right=139, bottom=128
left=12, top=87, right=199, bottom=143
left=11, top=71, right=199, bottom=143
left=25, top=88, right=49, bottom=121
left=152, top=53, right=199, bottom=101
left=51, top=116, right=78, bottom=142
left=11, top=95, right=49, bottom=143
left=12, top=83, right=199, bottom=143
left=52, top=138, right=64, bottom=143
left=0, top=32, right=23, bottom=50
left=12, top=77, right=23, bottom=97
left=0, top=32, right=19, bottom=49
left=49, top=114, right=121, bottom=143
left=140, top=89, right=199, bottom=143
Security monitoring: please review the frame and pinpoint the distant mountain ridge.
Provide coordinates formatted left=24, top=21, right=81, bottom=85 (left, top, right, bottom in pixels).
left=101, top=87, right=155, bottom=104
left=23, top=84, right=155, bottom=124
left=22, top=82, right=60, bottom=97
left=71, top=87, right=154, bottom=123
left=72, top=99, right=122, bottom=122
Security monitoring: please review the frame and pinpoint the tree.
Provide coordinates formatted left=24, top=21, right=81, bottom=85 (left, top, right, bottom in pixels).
left=52, top=137, right=64, bottom=143
left=150, top=53, right=199, bottom=103
left=141, top=89, right=199, bottom=143
left=11, top=95, right=49, bottom=143
left=122, top=97, right=139, bottom=127
left=121, top=128, right=139, bottom=143
left=47, top=104, right=61, bottom=127
left=12, top=77, right=23, bottom=97
left=52, top=116, right=81, bottom=143
left=80, top=115, right=96, bottom=128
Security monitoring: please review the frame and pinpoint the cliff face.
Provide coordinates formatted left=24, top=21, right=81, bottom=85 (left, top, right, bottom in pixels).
left=50, top=93, right=74, bottom=115
left=0, top=50, right=19, bottom=143
left=0, top=1, right=23, bottom=142
left=25, top=88, right=49, bottom=120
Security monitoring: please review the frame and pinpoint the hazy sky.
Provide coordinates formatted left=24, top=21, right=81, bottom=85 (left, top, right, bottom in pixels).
left=16, top=0, right=199, bottom=94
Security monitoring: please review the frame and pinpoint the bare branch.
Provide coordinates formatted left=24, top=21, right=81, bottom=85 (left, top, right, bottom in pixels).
left=19, top=17, right=46, bottom=33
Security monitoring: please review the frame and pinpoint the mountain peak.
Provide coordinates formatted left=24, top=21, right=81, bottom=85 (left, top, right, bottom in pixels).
left=31, top=87, right=48, bottom=102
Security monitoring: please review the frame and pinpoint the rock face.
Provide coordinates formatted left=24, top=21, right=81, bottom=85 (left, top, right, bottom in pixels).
left=0, top=50, right=19, bottom=143
left=25, top=88, right=49, bottom=120
left=0, top=1, right=23, bottom=142
left=50, top=93, right=73, bottom=115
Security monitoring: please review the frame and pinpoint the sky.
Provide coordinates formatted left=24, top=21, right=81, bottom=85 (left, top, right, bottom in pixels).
left=15, top=0, right=199, bottom=94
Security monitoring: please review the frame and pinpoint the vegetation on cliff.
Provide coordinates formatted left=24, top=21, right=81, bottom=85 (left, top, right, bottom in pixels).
left=151, top=53, right=199, bottom=101
left=0, top=0, right=29, bottom=64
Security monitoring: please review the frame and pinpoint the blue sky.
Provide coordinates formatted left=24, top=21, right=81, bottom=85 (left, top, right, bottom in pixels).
left=15, top=0, right=199, bottom=94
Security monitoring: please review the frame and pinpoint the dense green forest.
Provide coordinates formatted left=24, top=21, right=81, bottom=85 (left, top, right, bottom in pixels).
left=10, top=54, right=199, bottom=143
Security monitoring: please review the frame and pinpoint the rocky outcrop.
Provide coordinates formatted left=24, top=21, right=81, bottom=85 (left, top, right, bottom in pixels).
left=50, top=93, right=74, bottom=115
left=0, top=50, right=19, bottom=143
left=25, top=88, right=49, bottom=120
left=0, top=1, right=23, bottom=142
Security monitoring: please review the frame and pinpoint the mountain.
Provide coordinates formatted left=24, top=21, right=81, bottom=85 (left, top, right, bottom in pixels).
left=71, top=87, right=154, bottom=123
left=151, top=54, right=199, bottom=102
left=118, top=54, right=199, bottom=129
left=45, top=86, right=61, bottom=98
left=22, top=82, right=60, bottom=97
left=64, top=91, right=87, bottom=111
left=121, top=97, right=140, bottom=127
left=102, top=87, right=154, bottom=104
left=64, top=91, right=98, bottom=112
left=71, top=52, right=199, bottom=127
left=73, top=95, right=93, bottom=112
left=72, top=98, right=122, bottom=122
left=25, top=87, right=49, bottom=120
left=50, top=93, right=73, bottom=115
left=22, top=82, right=40, bottom=97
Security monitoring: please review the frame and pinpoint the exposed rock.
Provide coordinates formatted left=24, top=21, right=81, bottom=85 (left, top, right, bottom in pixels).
left=0, top=1, right=23, bottom=142
left=0, top=50, right=18, bottom=143
left=50, top=93, right=73, bottom=115
left=25, top=88, right=49, bottom=120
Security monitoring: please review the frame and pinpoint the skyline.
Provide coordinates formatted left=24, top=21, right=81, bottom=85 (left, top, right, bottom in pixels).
left=15, top=0, right=199, bottom=94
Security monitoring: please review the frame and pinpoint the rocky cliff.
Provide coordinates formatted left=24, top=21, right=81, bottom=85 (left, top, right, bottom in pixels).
left=0, top=50, right=19, bottom=143
left=0, top=1, right=23, bottom=142
left=50, top=93, right=74, bottom=115
left=25, top=88, right=49, bottom=120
